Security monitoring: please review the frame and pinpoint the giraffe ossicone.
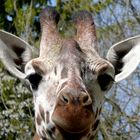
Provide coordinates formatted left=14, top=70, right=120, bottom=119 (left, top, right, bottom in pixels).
left=0, top=6, right=140, bottom=140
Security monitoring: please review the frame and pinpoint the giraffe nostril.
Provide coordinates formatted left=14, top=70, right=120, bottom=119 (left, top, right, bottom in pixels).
left=82, top=95, right=92, bottom=106
left=58, top=89, right=92, bottom=106
left=60, top=94, right=69, bottom=104
left=83, top=95, right=89, bottom=103
left=63, top=95, right=69, bottom=103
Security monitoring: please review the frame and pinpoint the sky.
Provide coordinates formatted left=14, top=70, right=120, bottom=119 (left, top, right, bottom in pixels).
left=50, top=0, right=56, bottom=6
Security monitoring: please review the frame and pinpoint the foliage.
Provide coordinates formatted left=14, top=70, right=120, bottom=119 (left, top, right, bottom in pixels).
left=0, top=72, right=34, bottom=139
left=0, top=0, right=140, bottom=140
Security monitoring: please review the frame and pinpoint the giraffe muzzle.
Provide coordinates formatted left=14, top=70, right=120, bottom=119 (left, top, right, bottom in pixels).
left=52, top=88, right=94, bottom=133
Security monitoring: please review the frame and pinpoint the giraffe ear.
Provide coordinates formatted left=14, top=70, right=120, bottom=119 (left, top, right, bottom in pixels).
left=0, top=30, right=37, bottom=79
left=107, top=35, right=140, bottom=82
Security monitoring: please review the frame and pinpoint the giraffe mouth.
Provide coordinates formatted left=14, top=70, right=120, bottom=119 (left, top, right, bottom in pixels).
left=55, top=125, right=90, bottom=140
left=52, top=104, right=94, bottom=133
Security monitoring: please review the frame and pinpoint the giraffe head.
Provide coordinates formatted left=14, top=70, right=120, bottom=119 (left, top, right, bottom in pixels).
left=0, top=7, right=140, bottom=140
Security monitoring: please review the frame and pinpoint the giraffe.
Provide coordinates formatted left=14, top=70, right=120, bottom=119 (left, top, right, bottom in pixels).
left=0, top=7, right=140, bottom=140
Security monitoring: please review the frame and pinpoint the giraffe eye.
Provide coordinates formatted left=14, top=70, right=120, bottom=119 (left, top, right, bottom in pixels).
left=26, top=73, right=42, bottom=90
left=98, top=74, right=114, bottom=91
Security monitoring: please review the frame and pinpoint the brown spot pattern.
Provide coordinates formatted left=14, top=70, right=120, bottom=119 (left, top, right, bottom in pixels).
left=36, top=115, right=41, bottom=125
left=95, top=108, right=98, bottom=119
left=92, top=120, right=100, bottom=131
left=54, top=67, right=57, bottom=75
left=39, top=105, right=45, bottom=121
left=61, top=67, right=68, bottom=79
left=46, top=111, right=50, bottom=123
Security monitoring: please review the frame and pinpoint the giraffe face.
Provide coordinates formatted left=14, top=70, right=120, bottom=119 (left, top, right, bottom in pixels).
left=1, top=7, right=140, bottom=140
left=25, top=39, right=115, bottom=139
